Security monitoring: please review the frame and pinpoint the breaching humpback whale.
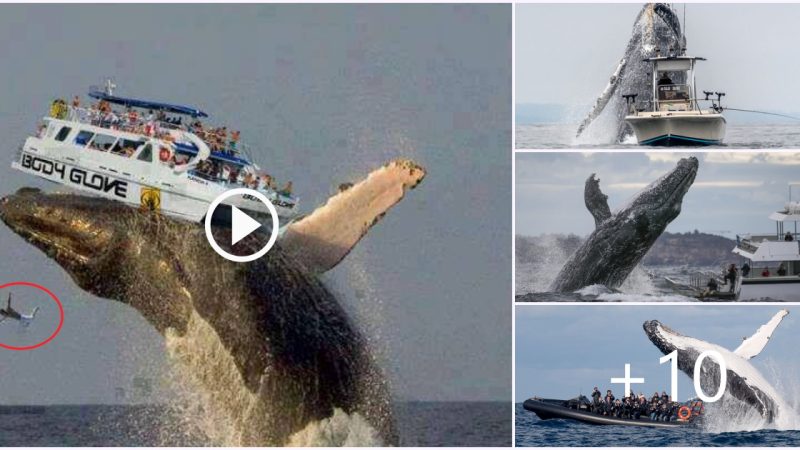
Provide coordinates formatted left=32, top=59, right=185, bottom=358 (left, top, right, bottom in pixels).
left=644, top=310, right=792, bottom=425
left=0, top=159, right=425, bottom=446
left=549, top=157, right=697, bottom=292
left=576, top=3, right=686, bottom=142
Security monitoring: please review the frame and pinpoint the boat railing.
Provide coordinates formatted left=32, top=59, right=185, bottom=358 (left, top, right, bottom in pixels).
left=188, top=168, right=296, bottom=207
left=51, top=105, right=249, bottom=159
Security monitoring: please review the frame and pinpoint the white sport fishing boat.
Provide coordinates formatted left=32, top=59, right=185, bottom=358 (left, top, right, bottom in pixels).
left=623, top=54, right=726, bottom=146
left=732, top=184, right=800, bottom=301
left=12, top=81, right=299, bottom=224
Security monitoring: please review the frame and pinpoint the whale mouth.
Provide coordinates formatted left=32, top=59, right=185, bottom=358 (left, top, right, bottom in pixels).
left=0, top=189, right=110, bottom=267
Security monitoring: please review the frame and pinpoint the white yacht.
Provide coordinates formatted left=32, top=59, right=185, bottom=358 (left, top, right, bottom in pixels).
left=12, top=82, right=299, bottom=224
left=732, top=184, right=800, bottom=301
left=623, top=54, right=726, bottom=146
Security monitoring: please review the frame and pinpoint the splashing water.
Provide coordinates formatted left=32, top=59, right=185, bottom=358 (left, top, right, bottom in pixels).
left=516, top=235, right=669, bottom=299
left=164, top=310, right=259, bottom=446
left=700, top=359, right=800, bottom=434
left=287, top=408, right=383, bottom=447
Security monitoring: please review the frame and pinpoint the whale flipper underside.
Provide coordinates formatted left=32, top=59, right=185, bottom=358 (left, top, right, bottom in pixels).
left=281, top=159, right=426, bottom=274
left=734, top=309, right=789, bottom=360
left=576, top=3, right=686, bottom=143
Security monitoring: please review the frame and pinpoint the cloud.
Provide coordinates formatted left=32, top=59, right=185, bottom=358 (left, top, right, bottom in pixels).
left=704, top=152, right=800, bottom=165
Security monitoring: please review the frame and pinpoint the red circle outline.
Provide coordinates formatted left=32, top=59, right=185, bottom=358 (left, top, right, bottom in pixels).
left=0, top=281, right=64, bottom=351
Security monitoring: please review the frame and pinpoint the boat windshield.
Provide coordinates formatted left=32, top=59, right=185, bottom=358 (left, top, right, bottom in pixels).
left=658, top=84, right=691, bottom=102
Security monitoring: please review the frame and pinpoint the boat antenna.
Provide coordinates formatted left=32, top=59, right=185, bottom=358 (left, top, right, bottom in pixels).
left=723, top=107, right=800, bottom=121
left=683, top=4, right=686, bottom=43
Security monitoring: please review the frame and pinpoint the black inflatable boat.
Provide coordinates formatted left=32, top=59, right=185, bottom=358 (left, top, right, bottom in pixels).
left=523, top=396, right=698, bottom=429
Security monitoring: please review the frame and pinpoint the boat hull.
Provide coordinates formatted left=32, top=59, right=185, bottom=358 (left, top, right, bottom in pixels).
left=12, top=147, right=295, bottom=225
left=739, top=277, right=800, bottom=301
left=523, top=398, right=691, bottom=429
left=625, top=113, right=726, bottom=146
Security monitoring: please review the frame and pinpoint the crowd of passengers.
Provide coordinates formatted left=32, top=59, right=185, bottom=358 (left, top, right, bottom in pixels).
left=50, top=97, right=294, bottom=197
left=193, top=159, right=293, bottom=197
left=52, top=97, right=243, bottom=155
left=589, top=388, right=687, bottom=421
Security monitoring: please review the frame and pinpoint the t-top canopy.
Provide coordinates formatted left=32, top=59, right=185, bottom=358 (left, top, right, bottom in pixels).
left=88, top=90, right=209, bottom=118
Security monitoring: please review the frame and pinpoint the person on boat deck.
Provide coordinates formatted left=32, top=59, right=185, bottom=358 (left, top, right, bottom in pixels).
left=778, top=263, right=787, bottom=276
left=658, top=72, right=673, bottom=86
left=279, top=181, right=293, bottom=197
left=604, top=390, right=615, bottom=406
left=725, top=264, right=738, bottom=292
left=742, top=263, right=751, bottom=278
left=229, top=130, right=240, bottom=153
left=762, top=267, right=771, bottom=277
left=785, top=232, right=794, bottom=242
left=703, top=278, right=718, bottom=296
left=71, top=95, right=81, bottom=109
left=591, top=387, right=602, bottom=405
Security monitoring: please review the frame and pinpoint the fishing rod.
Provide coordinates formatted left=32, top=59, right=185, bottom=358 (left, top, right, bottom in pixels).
left=721, top=107, right=800, bottom=122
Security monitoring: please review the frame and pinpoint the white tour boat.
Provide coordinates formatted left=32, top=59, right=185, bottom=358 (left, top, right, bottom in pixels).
left=623, top=54, right=726, bottom=146
left=732, top=184, right=800, bottom=301
left=12, top=82, right=299, bottom=224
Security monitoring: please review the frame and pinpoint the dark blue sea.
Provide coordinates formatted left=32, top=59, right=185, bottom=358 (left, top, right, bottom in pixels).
left=0, top=402, right=510, bottom=447
left=515, top=403, right=800, bottom=446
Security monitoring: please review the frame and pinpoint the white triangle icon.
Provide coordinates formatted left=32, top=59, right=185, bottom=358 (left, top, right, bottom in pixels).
left=231, top=206, right=262, bottom=245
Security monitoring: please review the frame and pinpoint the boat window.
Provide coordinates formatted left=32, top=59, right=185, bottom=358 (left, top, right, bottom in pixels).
left=74, top=130, right=95, bottom=147
left=658, top=85, right=690, bottom=102
left=138, top=143, right=153, bottom=162
left=54, top=126, right=72, bottom=142
left=88, top=133, right=118, bottom=152
left=111, top=138, right=145, bottom=158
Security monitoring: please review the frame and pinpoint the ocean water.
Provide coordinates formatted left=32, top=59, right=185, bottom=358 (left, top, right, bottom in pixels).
left=515, top=123, right=800, bottom=149
left=515, top=262, right=726, bottom=302
left=515, top=403, right=800, bottom=447
left=0, top=402, right=510, bottom=447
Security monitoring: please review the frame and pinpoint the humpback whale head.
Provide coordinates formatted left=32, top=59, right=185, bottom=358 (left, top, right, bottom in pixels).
left=0, top=160, right=426, bottom=445
left=576, top=3, right=687, bottom=142
left=0, top=188, right=142, bottom=298
left=550, top=157, right=697, bottom=292
left=643, top=311, right=794, bottom=425
left=617, top=156, right=698, bottom=232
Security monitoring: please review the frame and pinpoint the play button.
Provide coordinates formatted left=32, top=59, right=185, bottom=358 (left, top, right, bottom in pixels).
left=231, top=206, right=262, bottom=245
left=204, top=188, right=280, bottom=262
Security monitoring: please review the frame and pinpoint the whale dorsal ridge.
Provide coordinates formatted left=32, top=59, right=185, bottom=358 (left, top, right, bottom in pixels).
left=734, top=309, right=789, bottom=360
left=584, top=174, right=612, bottom=227
left=280, top=159, right=426, bottom=274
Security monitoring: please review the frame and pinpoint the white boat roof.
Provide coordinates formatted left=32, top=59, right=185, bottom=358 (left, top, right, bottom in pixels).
left=734, top=241, right=800, bottom=262
left=769, top=211, right=800, bottom=222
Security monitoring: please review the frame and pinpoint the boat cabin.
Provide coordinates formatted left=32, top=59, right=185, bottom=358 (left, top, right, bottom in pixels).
left=734, top=185, right=800, bottom=279
left=40, top=86, right=296, bottom=204
left=647, top=56, right=705, bottom=112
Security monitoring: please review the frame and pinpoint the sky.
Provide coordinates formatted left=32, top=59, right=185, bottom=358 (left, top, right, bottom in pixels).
left=516, top=4, right=800, bottom=114
left=0, top=4, right=511, bottom=404
left=516, top=152, right=800, bottom=238
left=515, top=305, right=800, bottom=403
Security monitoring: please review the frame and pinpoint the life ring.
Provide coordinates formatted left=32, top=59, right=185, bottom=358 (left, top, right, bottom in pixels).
left=159, top=146, right=172, bottom=162
left=677, top=406, right=692, bottom=420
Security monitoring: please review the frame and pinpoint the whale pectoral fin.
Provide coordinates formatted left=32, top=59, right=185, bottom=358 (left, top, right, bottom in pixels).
left=280, top=159, right=426, bottom=274
left=734, top=309, right=789, bottom=360
left=584, top=174, right=612, bottom=227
